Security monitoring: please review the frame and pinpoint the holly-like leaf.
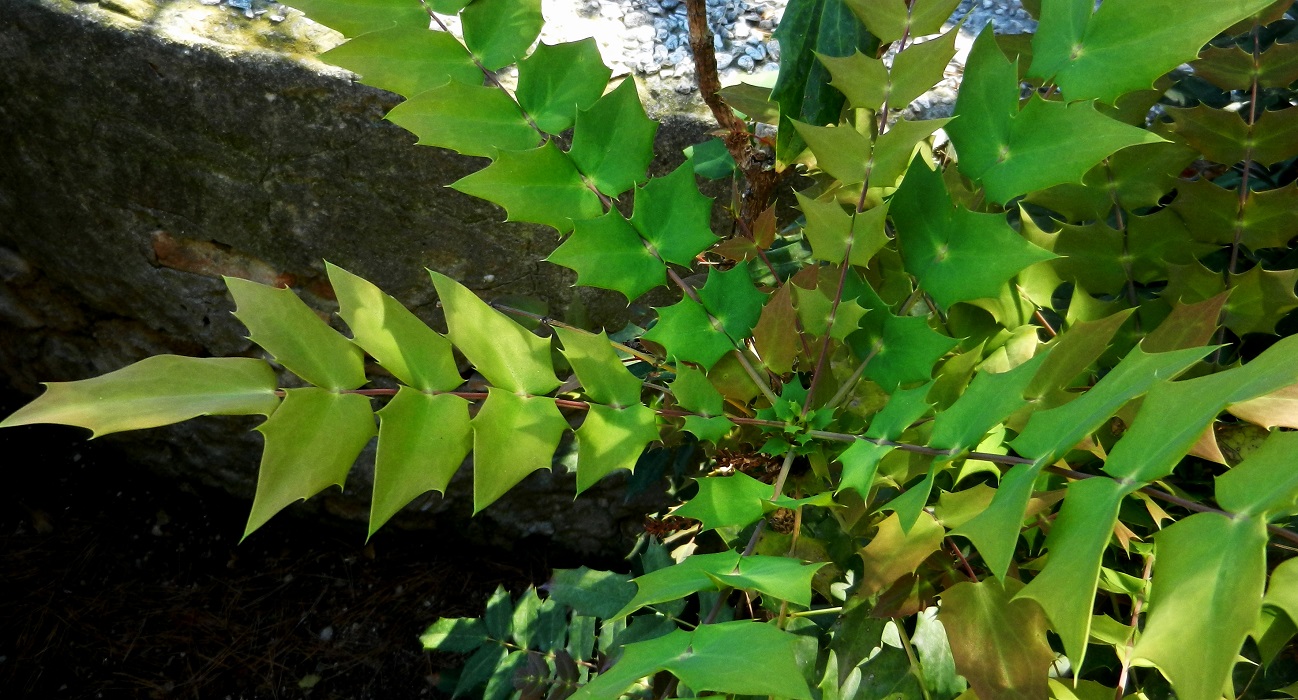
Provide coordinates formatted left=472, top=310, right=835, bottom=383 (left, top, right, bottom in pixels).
left=707, top=556, right=828, bottom=608
left=929, top=352, right=1047, bottom=453
left=818, top=28, right=956, bottom=113
left=891, top=158, right=1055, bottom=309
left=950, top=30, right=1162, bottom=204
left=1216, top=430, right=1298, bottom=519
left=795, top=192, right=889, bottom=266
left=515, top=39, right=612, bottom=134
left=246, top=388, right=376, bottom=537
left=844, top=0, right=962, bottom=43
left=1131, top=514, right=1268, bottom=700
left=574, top=404, right=658, bottom=494
left=371, top=389, right=471, bottom=536
left=697, top=263, right=768, bottom=340
left=569, top=79, right=658, bottom=197
left=1197, top=40, right=1298, bottom=91
left=328, top=262, right=461, bottom=392
left=429, top=271, right=559, bottom=395
left=1166, top=104, right=1298, bottom=166
left=459, top=0, right=543, bottom=71
left=547, top=210, right=666, bottom=302
left=385, top=81, right=538, bottom=158
left=643, top=298, right=734, bottom=370
left=286, top=0, right=426, bottom=37
left=552, top=327, right=643, bottom=408
left=817, top=50, right=888, bottom=111
left=630, top=161, right=718, bottom=266
left=226, top=276, right=366, bottom=391
left=470, top=389, right=568, bottom=513
left=1171, top=177, right=1298, bottom=250
left=321, top=28, right=480, bottom=99
left=771, top=0, right=876, bottom=161
left=846, top=311, right=958, bottom=392
left=1229, top=383, right=1298, bottom=429
left=670, top=366, right=734, bottom=442
left=672, top=472, right=772, bottom=531
left=421, top=617, right=489, bottom=653
left=940, top=578, right=1054, bottom=700
left=1026, top=309, right=1133, bottom=399
left=753, top=284, right=801, bottom=375
left=450, top=140, right=603, bottom=234
left=858, top=512, right=945, bottom=596
left=1164, top=261, right=1298, bottom=336
left=547, top=567, right=636, bottom=620
left=0, top=356, right=279, bottom=437
left=1029, top=0, right=1277, bottom=103
left=684, top=137, right=739, bottom=179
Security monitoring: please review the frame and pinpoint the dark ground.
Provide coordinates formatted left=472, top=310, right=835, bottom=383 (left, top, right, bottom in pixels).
left=0, top=394, right=599, bottom=700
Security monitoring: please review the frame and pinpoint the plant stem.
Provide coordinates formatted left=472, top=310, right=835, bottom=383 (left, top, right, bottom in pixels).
left=1114, top=553, right=1154, bottom=700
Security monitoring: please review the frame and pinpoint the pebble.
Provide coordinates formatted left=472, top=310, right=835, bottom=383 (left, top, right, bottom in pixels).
left=715, top=52, right=734, bottom=69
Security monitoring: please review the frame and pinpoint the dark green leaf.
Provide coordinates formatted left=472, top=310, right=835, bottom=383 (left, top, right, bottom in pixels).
left=569, top=79, right=658, bottom=196
left=642, top=298, right=734, bottom=370
left=516, top=39, right=611, bottom=134
left=548, top=567, right=636, bottom=620
left=450, top=140, right=603, bottom=234
left=630, top=161, right=718, bottom=266
left=697, top=262, right=768, bottom=340
left=322, top=28, right=480, bottom=98
left=547, top=210, right=666, bottom=302
left=460, top=0, right=543, bottom=71
left=385, top=80, right=538, bottom=158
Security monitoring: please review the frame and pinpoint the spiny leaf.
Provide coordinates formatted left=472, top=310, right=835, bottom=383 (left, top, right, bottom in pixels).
left=753, top=284, right=800, bottom=375
left=429, top=271, right=559, bottom=395
left=1171, top=177, right=1298, bottom=250
left=226, top=276, right=366, bottom=391
left=321, top=28, right=480, bottom=99
left=940, top=578, right=1054, bottom=700
left=1196, top=40, right=1298, bottom=91
left=630, top=161, right=718, bottom=266
left=642, top=298, right=733, bottom=370
left=891, top=158, right=1055, bottom=309
left=771, top=0, right=876, bottom=161
left=1216, top=430, right=1298, bottom=518
left=929, top=352, right=1047, bottom=453
left=1143, top=293, right=1229, bottom=354
left=707, top=557, right=827, bottom=608
left=1026, top=309, right=1133, bottom=399
left=670, top=365, right=725, bottom=416
left=1228, top=383, right=1298, bottom=429
left=385, top=81, right=538, bottom=158
left=844, top=0, right=962, bottom=43
left=547, top=567, right=636, bottom=620
left=817, top=50, right=888, bottom=111
left=697, top=263, right=768, bottom=340
left=371, top=389, right=471, bottom=537
left=1131, top=514, right=1269, bottom=700
left=470, top=389, right=568, bottom=513
left=421, top=617, right=489, bottom=653
left=552, top=326, right=643, bottom=408
left=672, top=472, right=771, bottom=531
left=872, top=118, right=951, bottom=188
left=818, top=28, right=956, bottom=112
left=328, top=262, right=461, bottom=392
left=574, top=404, right=658, bottom=494
left=858, top=512, right=944, bottom=596
left=0, top=356, right=278, bottom=438
left=1029, top=0, right=1277, bottom=103
left=246, top=389, right=376, bottom=538
left=547, top=210, right=666, bottom=303
left=1163, top=261, right=1298, bottom=336
left=454, top=645, right=506, bottom=698
left=950, top=29, right=1162, bottom=203
left=846, top=312, right=958, bottom=392
left=619, top=550, right=823, bottom=616
left=285, top=0, right=426, bottom=37
left=794, top=192, right=889, bottom=266
left=1166, top=104, right=1298, bottom=166
left=569, top=79, right=658, bottom=197
left=684, top=137, right=739, bottom=179
left=459, top=0, right=543, bottom=71
left=450, top=140, right=603, bottom=234
left=515, top=39, right=611, bottom=134
left=837, top=440, right=893, bottom=498
left=950, top=461, right=1040, bottom=581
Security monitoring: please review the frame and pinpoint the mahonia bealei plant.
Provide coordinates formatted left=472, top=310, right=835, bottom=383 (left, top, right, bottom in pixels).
left=6, top=0, right=1298, bottom=697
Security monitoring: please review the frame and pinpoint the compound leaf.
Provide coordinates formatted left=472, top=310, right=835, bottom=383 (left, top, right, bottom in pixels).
left=247, top=388, right=376, bottom=537
left=1171, top=177, right=1298, bottom=250
left=0, top=356, right=279, bottom=437
left=930, top=352, right=1047, bottom=453
left=1166, top=104, right=1298, bottom=166
left=697, top=263, right=768, bottom=340
left=429, top=271, right=559, bottom=395
left=1027, top=309, right=1133, bottom=399
left=569, top=79, right=658, bottom=197
left=1216, top=430, right=1298, bottom=519
left=471, top=389, right=568, bottom=513
left=322, top=27, right=480, bottom=98
left=450, top=140, right=603, bottom=234
left=631, top=161, right=718, bottom=266
left=553, top=326, right=643, bottom=408
left=385, top=81, right=538, bottom=158
left=846, top=312, right=958, bottom=392
left=845, top=0, right=962, bottom=43
left=795, top=192, right=890, bottom=266
left=460, top=0, right=543, bottom=71
left=371, top=388, right=471, bottom=536
left=547, top=210, right=666, bottom=302
left=226, top=276, right=366, bottom=391
left=574, top=403, right=658, bottom=494
left=516, top=39, right=612, bottom=134
left=643, top=298, right=734, bottom=370
left=672, top=472, right=772, bottom=531
left=1197, top=40, right=1298, bottom=91
left=940, top=578, right=1054, bottom=700
left=328, top=262, right=461, bottom=392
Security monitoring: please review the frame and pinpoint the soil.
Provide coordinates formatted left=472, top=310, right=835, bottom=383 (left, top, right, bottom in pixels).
left=0, top=393, right=616, bottom=699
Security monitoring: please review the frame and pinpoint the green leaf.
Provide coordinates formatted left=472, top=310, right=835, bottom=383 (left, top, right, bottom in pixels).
left=820, top=27, right=958, bottom=111
left=858, top=512, right=945, bottom=596
left=697, top=263, right=768, bottom=340
left=707, top=556, right=828, bottom=607
left=940, top=578, right=1054, bottom=700
left=837, top=440, right=892, bottom=498
left=1197, top=40, right=1298, bottom=91
left=327, top=262, right=461, bottom=392
left=1171, top=177, right=1298, bottom=250
left=460, top=0, right=543, bottom=71
left=846, top=312, right=959, bottom=392
left=913, top=607, right=967, bottom=699
left=630, top=161, right=718, bottom=266
left=429, top=271, right=559, bottom=395
left=450, top=140, right=603, bottom=234
left=891, top=158, right=1055, bottom=309
left=385, top=80, right=538, bottom=158
left=1131, top=514, right=1269, bottom=700
left=286, top=0, right=426, bottom=37
left=246, top=389, right=376, bottom=537
left=930, top=352, right=1047, bottom=453
left=684, top=137, right=739, bottom=179
left=470, top=389, right=568, bottom=512
left=670, top=366, right=725, bottom=416
left=574, top=403, right=658, bottom=494
left=1029, top=0, right=1278, bottom=103
left=572, top=621, right=813, bottom=700
left=421, top=617, right=489, bottom=652
left=672, top=472, right=771, bottom=531
left=321, top=28, right=480, bottom=99
left=511, top=586, right=543, bottom=648
left=873, top=118, right=951, bottom=188
left=0, top=356, right=278, bottom=437
left=552, top=327, right=643, bottom=407
left=643, top=298, right=733, bottom=370
left=569, top=79, right=658, bottom=197
left=516, top=38, right=611, bottom=134
left=771, top=0, right=876, bottom=161
left=484, top=584, right=513, bottom=639
left=1265, top=558, right=1298, bottom=632
left=454, top=645, right=507, bottom=698
left=226, top=276, right=366, bottom=391
left=795, top=193, right=890, bottom=266
left=1026, top=309, right=1133, bottom=399
left=616, top=551, right=741, bottom=617
left=1165, top=262, right=1298, bottom=337
left=817, top=50, right=888, bottom=111
left=1216, top=429, right=1298, bottom=519
left=547, top=210, right=666, bottom=302
left=1167, top=104, right=1298, bottom=167
left=845, top=0, right=962, bottom=42
left=371, top=389, right=471, bottom=536
left=949, top=29, right=1162, bottom=204
left=950, top=461, right=1039, bottom=580
left=483, top=650, right=527, bottom=700
left=547, top=567, right=636, bottom=620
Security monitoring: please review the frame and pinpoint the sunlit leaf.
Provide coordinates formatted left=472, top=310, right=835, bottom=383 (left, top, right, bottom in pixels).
left=630, top=161, right=718, bottom=266
left=450, top=140, right=603, bottom=234
left=552, top=326, right=643, bottom=408
left=1215, top=430, right=1298, bottom=519
left=844, top=0, right=962, bottom=43
left=287, top=0, right=426, bottom=37
left=385, top=81, right=538, bottom=158
left=516, top=38, right=611, bottom=134
left=574, top=404, right=658, bottom=494
left=322, top=27, right=480, bottom=99
left=371, top=388, right=470, bottom=536
left=940, top=578, right=1054, bottom=700
left=569, top=79, right=658, bottom=197
left=930, top=352, right=1047, bottom=453
left=547, top=210, right=666, bottom=302
left=471, top=389, right=568, bottom=512
left=643, top=298, right=734, bottom=370
left=421, top=617, right=489, bottom=652
left=460, top=0, right=543, bottom=71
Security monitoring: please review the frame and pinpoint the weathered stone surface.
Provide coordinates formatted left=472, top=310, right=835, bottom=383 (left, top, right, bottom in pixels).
left=0, top=0, right=714, bottom=554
